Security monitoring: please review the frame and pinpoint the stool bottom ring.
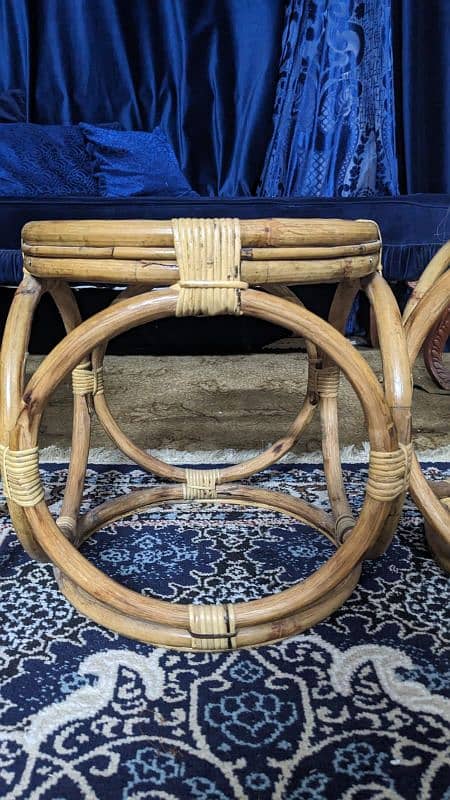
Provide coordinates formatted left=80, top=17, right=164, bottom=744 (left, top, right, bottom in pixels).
left=53, top=492, right=360, bottom=651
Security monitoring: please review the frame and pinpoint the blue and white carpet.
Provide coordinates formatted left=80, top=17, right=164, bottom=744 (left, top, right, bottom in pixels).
left=0, top=460, right=449, bottom=800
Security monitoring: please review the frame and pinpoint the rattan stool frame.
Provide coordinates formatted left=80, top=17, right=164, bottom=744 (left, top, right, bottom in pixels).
left=0, top=218, right=413, bottom=649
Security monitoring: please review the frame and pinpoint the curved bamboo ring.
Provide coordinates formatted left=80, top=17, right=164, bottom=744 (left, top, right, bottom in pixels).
left=403, top=268, right=450, bottom=571
left=0, top=274, right=86, bottom=560
left=89, top=285, right=319, bottom=483
left=11, top=288, right=399, bottom=648
left=76, top=485, right=335, bottom=545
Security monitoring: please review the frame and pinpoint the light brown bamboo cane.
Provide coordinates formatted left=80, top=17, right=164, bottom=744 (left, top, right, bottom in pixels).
left=22, top=241, right=380, bottom=261
left=48, top=281, right=91, bottom=541
left=84, top=285, right=317, bottom=485
left=403, top=241, right=450, bottom=325
left=405, top=270, right=450, bottom=359
left=363, top=271, right=413, bottom=557
left=23, top=218, right=380, bottom=248
left=56, top=560, right=362, bottom=649
left=76, top=485, right=335, bottom=546
left=0, top=271, right=48, bottom=561
left=320, top=281, right=361, bottom=543
left=24, top=254, right=377, bottom=286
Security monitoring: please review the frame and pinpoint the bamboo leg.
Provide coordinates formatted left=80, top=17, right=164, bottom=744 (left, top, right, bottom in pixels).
left=48, top=281, right=91, bottom=542
left=363, top=272, right=412, bottom=557
left=321, top=281, right=360, bottom=543
left=0, top=272, right=48, bottom=560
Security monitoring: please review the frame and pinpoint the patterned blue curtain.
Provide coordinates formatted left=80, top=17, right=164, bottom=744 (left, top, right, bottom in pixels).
left=258, top=0, right=399, bottom=198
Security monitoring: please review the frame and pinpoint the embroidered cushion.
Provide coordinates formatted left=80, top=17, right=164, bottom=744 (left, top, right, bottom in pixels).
left=80, top=124, right=198, bottom=198
left=0, top=123, right=98, bottom=196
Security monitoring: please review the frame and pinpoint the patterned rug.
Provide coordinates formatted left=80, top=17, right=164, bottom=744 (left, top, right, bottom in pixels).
left=1, top=461, right=449, bottom=800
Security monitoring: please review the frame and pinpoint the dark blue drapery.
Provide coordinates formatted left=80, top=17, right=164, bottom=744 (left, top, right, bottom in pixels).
left=259, top=0, right=399, bottom=198
left=392, top=0, right=450, bottom=194
left=0, top=0, right=284, bottom=197
left=0, top=0, right=448, bottom=198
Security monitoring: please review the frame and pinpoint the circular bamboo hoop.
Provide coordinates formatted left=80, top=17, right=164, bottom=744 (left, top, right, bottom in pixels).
left=12, top=288, right=400, bottom=649
left=89, top=284, right=319, bottom=484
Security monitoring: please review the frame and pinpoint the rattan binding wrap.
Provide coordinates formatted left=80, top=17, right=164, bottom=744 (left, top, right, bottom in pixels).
left=317, top=366, right=340, bottom=397
left=72, top=363, right=104, bottom=396
left=173, top=218, right=246, bottom=317
left=189, top=603, right=237, bottom=650
left=367, top=443, right=413, bottom=502
left=0, top=444, right=44, bottom=507
left=183, top=468, right=219, bottom=500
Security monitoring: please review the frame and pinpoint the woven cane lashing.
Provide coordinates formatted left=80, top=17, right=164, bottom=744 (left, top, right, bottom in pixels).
left=72, top=363, right=104, bottom=396
left=0, top=445, right=44, bottom=507
left=173, top=218, right=246, bottom=317
left=317, top=366, right=340, bottom=398
left=189, top=603, right=237, bottom=650
left=367, top=443, right=413, bottom=502
left=183, top=468, right=219, bottom=500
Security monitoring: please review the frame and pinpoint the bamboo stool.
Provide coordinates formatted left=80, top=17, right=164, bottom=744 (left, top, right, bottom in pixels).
left=403, top=242, right=450, bottom=572
left=0, top=218, right=413, bottom=649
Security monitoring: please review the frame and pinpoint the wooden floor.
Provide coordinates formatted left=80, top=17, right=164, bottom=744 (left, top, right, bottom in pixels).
left=30, top=348, right=450, bottom=452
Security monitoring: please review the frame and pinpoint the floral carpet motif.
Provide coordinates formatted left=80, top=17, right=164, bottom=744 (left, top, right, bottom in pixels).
left=0, top=461, right=449, bottom=800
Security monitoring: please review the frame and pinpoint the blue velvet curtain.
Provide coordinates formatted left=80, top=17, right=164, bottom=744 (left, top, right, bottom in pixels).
left=0, top=0, right=285, bottom=197
left=258, top=0, right=399, bottom=197
left=392, top=0, right=450, bottom=194
left=0, top=0, right=448, bottom=198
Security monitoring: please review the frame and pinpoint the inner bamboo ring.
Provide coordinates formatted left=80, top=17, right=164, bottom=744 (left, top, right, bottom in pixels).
left=75, top=485, right=336, bottom=546
left=89, top=285, right=319, bottom=483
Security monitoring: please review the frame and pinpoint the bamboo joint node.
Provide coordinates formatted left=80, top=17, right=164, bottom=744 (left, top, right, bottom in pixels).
left=72, top=362, right=104, bottom=396
left=317, top=365, right=340, bottom=398
left=173, top=218, right=246, bottom=317
left=367, top=443, right=413, bottom=502
left=189, top=603, right=237, bottom=650
left=0, top=444, right=44, bottom=507
left=183, top=468, right=220, bottom=500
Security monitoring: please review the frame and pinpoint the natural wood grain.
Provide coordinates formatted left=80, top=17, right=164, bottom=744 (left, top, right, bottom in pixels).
left=24, top=254, right=377, bottom=286
left=23, top=218, right=380, bottom=247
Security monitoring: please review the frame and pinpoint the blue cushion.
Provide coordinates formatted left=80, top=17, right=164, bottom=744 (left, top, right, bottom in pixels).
left=80, top=124, right=198, bottom=198
left=0, top=123, right=98, bottom=196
